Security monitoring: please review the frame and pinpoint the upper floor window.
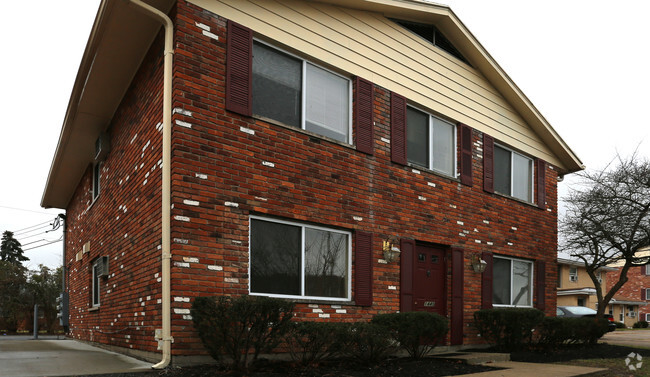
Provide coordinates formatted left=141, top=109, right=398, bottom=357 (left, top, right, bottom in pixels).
left=646, top=288, right=650, bottom=301
left=569, top=267, right=578, bottom=282
left=252, top=41, right=351, bottom=143
left=249, top=217, right=351, bottom=301
left=494, top=144, right=533, bottom=202
left=493, top=256, right=533, bottom=307
left=407, top=106, right=456, bottom=177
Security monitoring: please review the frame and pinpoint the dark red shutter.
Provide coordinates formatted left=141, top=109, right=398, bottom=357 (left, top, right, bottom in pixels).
left=354, top=231, right=373, bottom=306
left=536, top=159, right=547, bottom=209
left=355, top=77, right=374, bottom=155
left=481, top=251, right=493, bottom=309
left=483, top=134, right=494, bottom=193
left=459, top=124, right=473, bottom=186
left=400, top=238, right=415, bottom=312
left=451, top=247, right=464, bottom=345
left=535, top=260, right=546, bottom=311
left=225, top=20, right=252, bottom=116
left=391, top=92, right=407, bottom=165
left=642, top=288, right=646, bottom=301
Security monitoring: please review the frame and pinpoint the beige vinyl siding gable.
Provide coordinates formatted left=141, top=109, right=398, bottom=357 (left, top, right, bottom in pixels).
left=192, top=0, right=558, bottom=166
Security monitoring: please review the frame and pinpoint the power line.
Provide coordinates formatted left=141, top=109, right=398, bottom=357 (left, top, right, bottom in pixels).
left=14, top=224, right=53, bottom=237
left=0, top=205, right=58, bottom=216
left=12, top=220, right=54, bottom=234
left=22, top=238, right=63, bottom=252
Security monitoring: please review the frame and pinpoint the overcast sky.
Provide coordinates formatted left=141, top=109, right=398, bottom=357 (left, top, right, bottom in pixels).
left=0, top=0, right=648, bottom=269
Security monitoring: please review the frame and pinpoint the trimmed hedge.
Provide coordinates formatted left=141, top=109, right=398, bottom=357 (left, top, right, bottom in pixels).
left=338, top=322, right=397, bottom=364
left=537, top=316, right=609, bottom=346
left=633, top=320, right=649, bottom=328
left=372, top=311, right=448, bottom=358
left=285, top=322, right=346, bottom=365
left=191, top=296, right=295, bottom=371
left=474, top=308, right=545, bottom=351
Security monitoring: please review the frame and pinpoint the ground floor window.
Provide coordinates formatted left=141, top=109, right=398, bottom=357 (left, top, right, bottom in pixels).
left=249, top=217, right=351, bottom=300
left=492, top=256, right=533, bottom=307
left=646, top=313, right=650, bottom=322
left=577, top=297, right=586, bottom=307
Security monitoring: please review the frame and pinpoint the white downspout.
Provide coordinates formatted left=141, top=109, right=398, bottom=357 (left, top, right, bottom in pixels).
left=125, top=0, right=174, bottom=369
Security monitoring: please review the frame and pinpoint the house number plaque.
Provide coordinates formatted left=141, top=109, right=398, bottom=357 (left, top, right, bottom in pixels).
left=424, top=301, right=435, bottom=307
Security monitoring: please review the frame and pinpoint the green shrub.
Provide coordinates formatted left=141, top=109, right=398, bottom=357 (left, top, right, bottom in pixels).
left=473, top=308, right=544, bottom=351
left=372, top=311, right=448, bottom=359
left=615, top=321, right=626, bottom=329
left=537, top=317, right=609, bottom=346
left=285, top=322, right=346, bottom=365
left=338, top=322, right=397, bottom=364
left=191, top=295, right=295, bottom=371
left=633, top=320, right=649, bottom=328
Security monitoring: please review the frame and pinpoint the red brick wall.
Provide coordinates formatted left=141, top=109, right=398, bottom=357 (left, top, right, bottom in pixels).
left=607, top=266, right=650, bottom=320
left=165, top=0, right=559, bottom=355
left=64, top=0, right=560, bottom=358
left=64, top=31, right=165, bottom=353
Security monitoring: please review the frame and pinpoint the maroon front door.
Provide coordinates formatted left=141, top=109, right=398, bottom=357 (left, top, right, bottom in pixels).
left=412, top=244, right=446, bottom=316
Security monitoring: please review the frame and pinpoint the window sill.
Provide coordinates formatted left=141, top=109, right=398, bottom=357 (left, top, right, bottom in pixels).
left=406, top=162, right=459, bottom=184
left=250, top=293, right=353, bottom=307
left=88, top=306, right=100, bottom=312
left=252, top=115, right=356, bottom=152
left=492, top=191, right=538, bottom=208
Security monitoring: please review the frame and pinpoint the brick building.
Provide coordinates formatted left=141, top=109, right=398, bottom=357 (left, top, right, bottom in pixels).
left=606, top=248, right=650, bottom=325
left=41, top=0, right=583, bottom=365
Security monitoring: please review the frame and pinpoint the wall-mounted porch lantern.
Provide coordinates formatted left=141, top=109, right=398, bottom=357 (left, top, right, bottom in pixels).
left=382, top=237, right=401, bottom=263
left=471, top=253, right=488, bottom=273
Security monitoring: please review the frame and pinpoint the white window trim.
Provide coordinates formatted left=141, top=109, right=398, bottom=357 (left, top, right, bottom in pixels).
left=645, top=264, right=650, bottom=276
left=569, top=267, right=578, bottom=282
left=406, top=104, right=457, bottom=178
left=92, top=162, right=101, bottom=201
left=248, top=216, right=352, bottom=302
left=495, top=143, right=534, bottom=203
left=253, top=39, right=353, bottom=144
left=646, top=313, right=650, bottom=322
left=92, top=258, right=101, bottom=307
left=492, top=255, right=534, bottom=308
left=646, top=288, right=650, bottom=301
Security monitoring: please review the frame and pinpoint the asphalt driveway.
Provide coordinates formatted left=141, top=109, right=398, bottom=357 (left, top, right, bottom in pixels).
left=602, top=329, right=650, bottom=349
left=0, top=335, right=151, bottom=377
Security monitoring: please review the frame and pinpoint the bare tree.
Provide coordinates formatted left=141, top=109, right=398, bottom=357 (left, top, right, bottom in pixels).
left=560, top=152, right=650, bottom=318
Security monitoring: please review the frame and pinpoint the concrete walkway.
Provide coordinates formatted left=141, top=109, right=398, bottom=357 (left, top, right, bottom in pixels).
left=0, top=336, right=152, bottom=377
left=601, top=329, right=650, bottom=349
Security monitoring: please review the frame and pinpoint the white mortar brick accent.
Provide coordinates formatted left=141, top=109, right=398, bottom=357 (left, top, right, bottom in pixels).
left=183, top=257, right=199, bottom=263
left=308, top=304, right=319, bottom=308
left=511, top=227, right=518, bottom=231
left=388, top=285, right=397, bottom=290
left=380, top=137, right=390, bottom=143
left=428, top=182, right=436, bottom=187
left=353, top=216, right=363, bottom=221
left=336, top=309, right=347, bottom=314
left=174, top=262, right=190, bottom=268
left=459, top=233, right=466, bottom=237
left=183, top=199, right=200, bottom=206
left=411, top=168, right=421, bottom=174
left=331, top=305, right=341, bottom=309
left=474, top=228, right=479, bottom=232
left=262, top=161, right=275, bottom=167
left=202, top=30, right=219, bottom=40
left=142, top=179, right=148, bottom=186
left=487, top=241, right=494, bottom=246
left=174, top=309, right=191, bottom=315
left=174, top=297, right=191, bottom=302
left=312, top=309, right=323, bottom=313
left=239, top=126, right=255, bottom=135
left=224, top=277, right=239, bottom=283
left=254, top=196, right=268, bottom=201
left=195, top=22, right=210, bottom=31
left=173, top=238, right=188, bottom=244
left=475, top=240, right=481, bottom=243
left=232, top=240, right=243, bottom=245
left=156, top=122, right=163, bottom=131
left=173, top=107, right=192, bottom=116
left=130, top=134, right=138, bottom=144
left=174, top=215, right=190, bottom=222
left=195, top=173, right=208, bottom=179
left=507, top=242, right=514, bottom=246
left=175, top=120, right=192, bottom=128
left=319, top=314, right=330, bottom=318
left=418, top=196, right=426, bottom=201
left=378, top=259, right=388, bottom=264
left=483, top=220, right=490, bottom=224
left=208, top=265, right=223, bottom=271
left=225, top=202, right=239, bottom=207
left=456, top=221, right=464, bottom=225
left=449, top=204, right=457, bottom=208
left=183, top=315, right=193, bottom=320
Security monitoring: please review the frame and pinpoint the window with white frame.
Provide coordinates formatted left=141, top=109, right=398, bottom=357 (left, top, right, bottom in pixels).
left=92, top=163, right=101, bottom=201
left=646, top=313, right=650, bottom=322
left=494, top=144, right=533, bottom=202
left=646, top=288, right=650, bottom=300
left=406, top=106, right=456, bottom=177
left=249, top=217, right=351, bottom=300
left=569, top=267, right=578, bottom=282
left=91, top=258, right=102, bottom=307
left=252, top=41, right=351, bottom=143
left=645, top=264, right=650, bottom=275
left=492, top=256, right=533, bottom=307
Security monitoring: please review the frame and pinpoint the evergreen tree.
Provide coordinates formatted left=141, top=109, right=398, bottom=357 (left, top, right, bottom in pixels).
left=0, top=231, right=28, bottom=266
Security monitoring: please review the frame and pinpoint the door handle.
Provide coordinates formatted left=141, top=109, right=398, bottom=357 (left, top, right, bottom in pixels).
left=427, top=270, right=431, bottom=277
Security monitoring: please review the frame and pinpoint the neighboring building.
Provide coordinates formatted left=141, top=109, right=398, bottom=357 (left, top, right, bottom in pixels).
left=606, top=248, right=650, bottom=325
left=41, top=0, right=583, bottom=364
left=557, top=257, right=616, bottom=308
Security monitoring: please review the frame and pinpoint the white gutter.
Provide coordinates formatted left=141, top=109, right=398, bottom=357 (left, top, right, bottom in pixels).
left=125, top=0, right=174, bottom=369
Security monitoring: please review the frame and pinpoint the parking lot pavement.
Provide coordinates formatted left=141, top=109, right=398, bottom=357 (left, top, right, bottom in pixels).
left=602, top=329, right=650, bottom=349
left=0, top=336, right=152, bottom=377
